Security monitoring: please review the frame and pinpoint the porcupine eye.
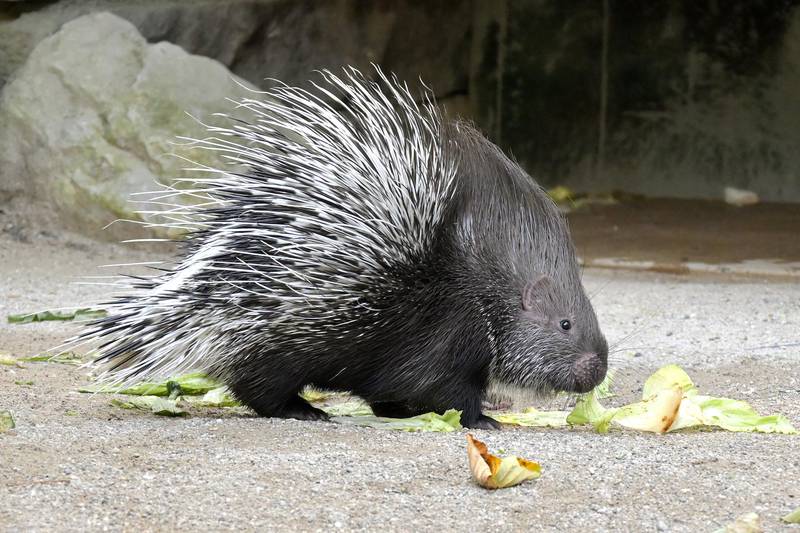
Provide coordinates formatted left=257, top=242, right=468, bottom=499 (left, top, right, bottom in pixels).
left=559, top=319, right=572, bottom=331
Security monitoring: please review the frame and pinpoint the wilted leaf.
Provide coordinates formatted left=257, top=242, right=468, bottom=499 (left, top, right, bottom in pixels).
left=613, top=386, right=683, bottom=434
left=331, top=409, right=462, bottom=432
left=111, top=396, right=186, bottom=417
left=0, top=353, right=21, bottom=366
left=20, top=352, right=83, bottom=365
left=0, top=410, right=15, bottom=432
left=713, top=512, right=762, bottom=533
left=641, top=366, right=796, bottom=434
left=322, top=400, right=374, bottom=417
left=492, top=408, right=569, bottom=428
left=110, top=398, right=137, bottom=410
left=466, top=434, right=540, bottom=489
left=548, top=185, right=575, bottom=204
left=568, top=365, right=797, bottom=434
left=300, top=387, right=342, bottom=403
left=180, top=387, right=241, bottom=408
left=783, top=506, right=800, bottom=524
left=594, top=369, right=617, bottom=399
left=567, top=388, right=618, bottom=433
left=82, top=372, right=221, bottom=396
left=14, top=380, right=34, bottom=387
left=8, top=308, right=107, bottom=324
left=641, top=364, right=697, bottom=399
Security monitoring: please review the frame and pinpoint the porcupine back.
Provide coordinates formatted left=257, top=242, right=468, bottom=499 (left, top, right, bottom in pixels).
left=77, top=68, right=463, bottom=389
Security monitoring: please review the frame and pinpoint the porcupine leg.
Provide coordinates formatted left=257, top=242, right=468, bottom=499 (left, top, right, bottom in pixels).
left=236, top=388, right=329, bottom=421
left=279, top=395, right=330, bottom=421
left=455, top=401, right=502, bottom=430
left=369, top=401, right=422, bottom=419
left=440, top=381, right=502, bottom=430
left=465, top=413, right=502, bottom=430
left=226, top=370, right=329, bottom=421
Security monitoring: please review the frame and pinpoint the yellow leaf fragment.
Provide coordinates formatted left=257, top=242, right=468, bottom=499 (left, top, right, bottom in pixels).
left=331, top=409, right=462, bottom=432
left=783, top=506, right=800, bottom=524
left=466, top=434, right=540, bottom=489
left=713, top=512, right=762, bottom=533
left=547, top=185, right=575, bottom=204
left=614, top=385, right=683, bottom=434
left=0, top=352, right=22, bottom=367
left=0, top=410, right=15, bottom=433
left=641, top=364, right=696, bottom=398
left=492, top=408, right=569, bottom=428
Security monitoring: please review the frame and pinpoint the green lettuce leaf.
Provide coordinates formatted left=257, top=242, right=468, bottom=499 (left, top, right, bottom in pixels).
left=568, top=365, right=797, bottom=434
left=0, top=410, right=15, bottom=432
left=0, top=353, right=20, bottom=366
left=180, top=387, right=241, bottom=408
left=8, top=308, right=107, bottom=323
left=20, top=352, right=83, bottom=365
left=783, top=506, right=800, bottom=524
left=81, top=372, right=221, bottom=396
left=331, top=409, right=462, bottom=432
left=111, top=396, right=186, bottom=417
left=492, top=408, right=569, bottom=428
left=321, top=400, right=374, bottom=417
left=567, top=388, right=618, bottom=433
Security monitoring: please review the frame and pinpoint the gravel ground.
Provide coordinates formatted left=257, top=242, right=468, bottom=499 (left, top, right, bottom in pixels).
left=1, top=232, right=799, bottom=532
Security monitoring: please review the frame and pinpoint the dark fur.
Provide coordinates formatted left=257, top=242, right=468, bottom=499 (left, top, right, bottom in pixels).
left=195, top=123, right=608, bottom=429
left=87, top=75, right=608, bottom=429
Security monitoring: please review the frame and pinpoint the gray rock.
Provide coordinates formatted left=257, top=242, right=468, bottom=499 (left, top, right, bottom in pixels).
left=0, top=12, right=255, bottom=240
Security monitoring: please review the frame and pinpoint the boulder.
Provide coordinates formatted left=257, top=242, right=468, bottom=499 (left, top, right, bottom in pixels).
left=0, top=12, right=255, bottom=239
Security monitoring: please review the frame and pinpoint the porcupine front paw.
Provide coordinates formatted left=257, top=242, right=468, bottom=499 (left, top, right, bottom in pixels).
left=279, top=396, right=330, bottom=421
left=462, top=413, right=502, bottom=430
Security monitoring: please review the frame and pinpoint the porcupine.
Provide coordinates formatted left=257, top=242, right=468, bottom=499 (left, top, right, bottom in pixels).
left=76, top=67, right=608, bottom=429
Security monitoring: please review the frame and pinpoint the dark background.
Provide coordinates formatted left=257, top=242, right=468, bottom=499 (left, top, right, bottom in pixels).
left=3, top=0, right=799, bottom=203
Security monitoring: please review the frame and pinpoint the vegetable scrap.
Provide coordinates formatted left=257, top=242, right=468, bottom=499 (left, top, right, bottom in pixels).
left=81, top=372, right=221, bottom=397
left=783, top=506, right=800, bottom=524
left=0, top=410, right=15, bottom=433
left=19, top=352, right=83, bottom=365
left=111, top=397, right=186, bottom=417
left=561, top=365, right=796, bottom=434
left=331, top=409, right=462, bottom=432
left=8, top=308, right=107, bottom=323
left=466, top=434, right=540, bottom=489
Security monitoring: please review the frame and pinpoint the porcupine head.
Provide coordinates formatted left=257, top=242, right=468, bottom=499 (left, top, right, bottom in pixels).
left=485, top=268, right=609, bottom=400
left=454, top=136, right=609, bottom=404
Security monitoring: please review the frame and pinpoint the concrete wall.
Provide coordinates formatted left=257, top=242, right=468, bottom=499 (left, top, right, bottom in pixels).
left=474, top=0, right=800, bottom=203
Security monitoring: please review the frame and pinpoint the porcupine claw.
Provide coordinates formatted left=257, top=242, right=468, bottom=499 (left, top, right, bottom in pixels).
left=279, top=397, right=330, bottom=422
left=463, top=414, right=503, bottom=430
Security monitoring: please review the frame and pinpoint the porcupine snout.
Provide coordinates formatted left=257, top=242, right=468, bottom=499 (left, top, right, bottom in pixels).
left=572, top=352, right=608, bottom=393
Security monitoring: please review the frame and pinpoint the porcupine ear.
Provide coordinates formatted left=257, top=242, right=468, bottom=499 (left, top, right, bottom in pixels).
left=521, top=274, right=552, bottom=311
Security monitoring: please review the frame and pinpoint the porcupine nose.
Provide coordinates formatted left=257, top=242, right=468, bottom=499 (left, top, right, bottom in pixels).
left=572, top=352, right=608, bottom=393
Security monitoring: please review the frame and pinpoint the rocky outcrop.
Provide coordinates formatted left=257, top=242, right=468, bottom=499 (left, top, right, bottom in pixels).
left=0, top=12, right=255, bottom=239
